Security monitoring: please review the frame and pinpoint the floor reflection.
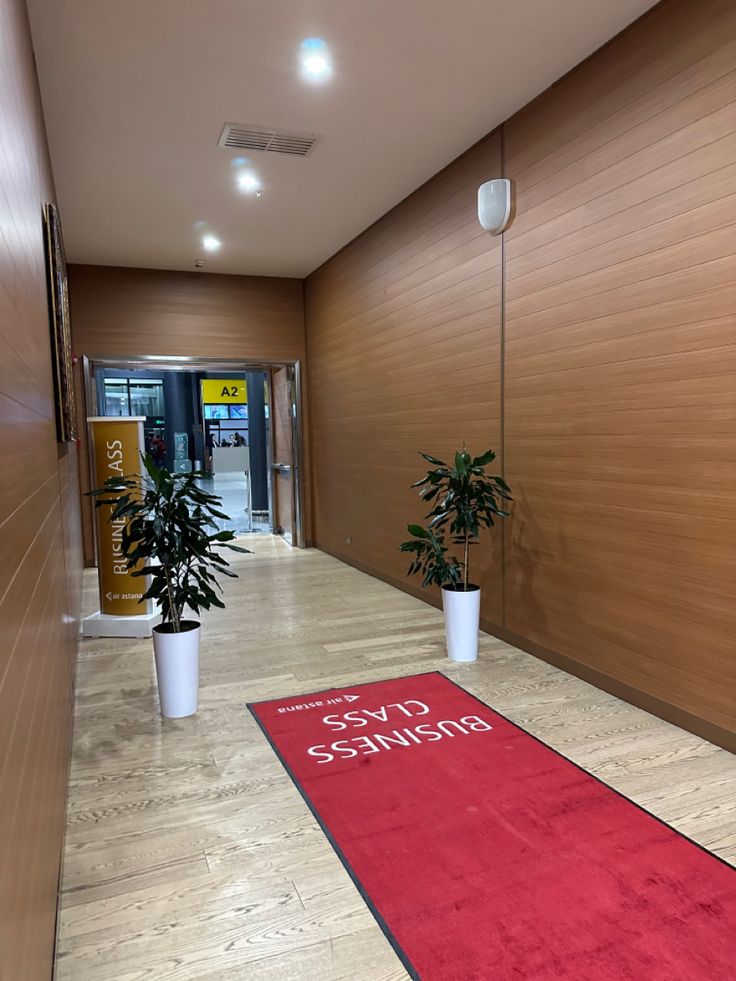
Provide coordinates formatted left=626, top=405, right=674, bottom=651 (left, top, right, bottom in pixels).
left=196, top=472, right=270, bottom=536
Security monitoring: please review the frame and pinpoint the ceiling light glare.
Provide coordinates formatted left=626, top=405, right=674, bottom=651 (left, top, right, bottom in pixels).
left=238, top=172, right=261, bottom=193
left=300, top=38, right=332, bottom=82
left=202, top=235, right=221, bottom=252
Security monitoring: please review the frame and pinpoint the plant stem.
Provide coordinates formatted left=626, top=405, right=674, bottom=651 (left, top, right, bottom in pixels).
left=463, top=532, right=469, bottom=591
left=164, top=566, right=180, bottom=632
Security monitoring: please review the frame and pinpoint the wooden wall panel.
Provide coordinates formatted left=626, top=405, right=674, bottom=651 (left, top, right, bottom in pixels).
left=69, top=264, right=306, bottom=363
left=306, top=132, right=504, bottom=624
left=0, top=1, right=83, bottom=977
left=305, top=0, right=736, bottom=746
left=503, top=0, right=736, bottom=734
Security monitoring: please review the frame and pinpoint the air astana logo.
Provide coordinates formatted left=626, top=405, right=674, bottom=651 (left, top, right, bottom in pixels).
left=277, top=693, right=360, bottom=714
left=306, top=698, right=493, bottom=764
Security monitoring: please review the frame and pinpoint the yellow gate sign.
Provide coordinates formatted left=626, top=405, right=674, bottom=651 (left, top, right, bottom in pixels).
left=89, top=417, right=148, bottom=616
left=201, top=378, right=247, bottom=404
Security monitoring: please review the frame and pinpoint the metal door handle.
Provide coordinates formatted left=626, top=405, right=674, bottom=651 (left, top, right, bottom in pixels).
left=271, top=463, right=292, bottom=473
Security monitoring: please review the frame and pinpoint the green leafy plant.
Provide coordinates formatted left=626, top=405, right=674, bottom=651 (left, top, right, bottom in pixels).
left=399, top=523, right=462, bottom=590
left=399, top=447, right=511, bottom=591
left=89, top=454, right=249, bottom=632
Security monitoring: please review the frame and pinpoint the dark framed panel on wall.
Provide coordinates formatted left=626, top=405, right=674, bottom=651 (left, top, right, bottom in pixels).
left=43, top=201, right=78, bottom=442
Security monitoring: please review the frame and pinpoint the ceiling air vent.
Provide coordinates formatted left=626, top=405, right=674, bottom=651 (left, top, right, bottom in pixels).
left=218, top=123, right=319, bottom=157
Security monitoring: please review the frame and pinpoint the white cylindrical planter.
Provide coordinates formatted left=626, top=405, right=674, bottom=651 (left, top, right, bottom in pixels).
left=442, top=586, right=481, bottom=662
left=152, top=621, right=201, bottom=718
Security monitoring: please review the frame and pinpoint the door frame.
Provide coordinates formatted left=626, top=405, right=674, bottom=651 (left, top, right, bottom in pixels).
left=82, top=355, right=307, bottom=553
left=268, top=364, right=303, bottom=546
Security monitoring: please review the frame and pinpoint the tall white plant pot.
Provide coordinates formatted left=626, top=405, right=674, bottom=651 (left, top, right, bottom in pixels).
left=442, top=586, right=481, bottom=662
left=152, top=621, right=200, bottom=718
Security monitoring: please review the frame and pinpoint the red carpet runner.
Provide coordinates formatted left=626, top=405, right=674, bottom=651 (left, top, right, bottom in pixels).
left=249, top=672, right=735, bottom=980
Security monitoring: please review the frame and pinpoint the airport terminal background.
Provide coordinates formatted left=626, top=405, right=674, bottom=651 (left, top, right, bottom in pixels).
left=93, top=366, right=271, bottom=534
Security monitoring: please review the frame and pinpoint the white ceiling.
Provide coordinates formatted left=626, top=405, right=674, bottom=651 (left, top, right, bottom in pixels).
left=28, top=0, right=656, bottom=278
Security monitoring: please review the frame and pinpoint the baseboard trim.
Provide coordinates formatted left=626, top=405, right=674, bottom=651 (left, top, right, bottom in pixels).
left=490, top=626, right=736, bottom=755
left=318, top=543, right=445, bottom=611
left=315, top=543, right=736, bottom=755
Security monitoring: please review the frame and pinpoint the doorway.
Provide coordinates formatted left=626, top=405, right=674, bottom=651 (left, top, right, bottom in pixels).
left=80, top=357, right=305, bottom=565
left=270, top=364, right=300, bottom=545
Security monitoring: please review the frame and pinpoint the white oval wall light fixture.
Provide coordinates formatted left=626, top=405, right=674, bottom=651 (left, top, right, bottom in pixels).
left=478, top=179, right=512, bottom=235
left=202, top=234, right=221, bottom=252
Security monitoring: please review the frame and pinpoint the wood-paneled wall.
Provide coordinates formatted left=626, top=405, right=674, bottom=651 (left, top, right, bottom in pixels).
left=305, top=132, right=504, bottom=623
left=68, top=264, right=309, bottom=560
left=69, top=264, right=306, bottom=363
left=503, top=0, right=736, bottom=741
left=305, top=0, right=736, bottom=748
left=0, top=1, right=84, bottom=977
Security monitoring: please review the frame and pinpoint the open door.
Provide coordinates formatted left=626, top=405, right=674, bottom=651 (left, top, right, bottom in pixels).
left=270, top=365, right=297, bottom=545
left=77, top=355, right=96, bottom=566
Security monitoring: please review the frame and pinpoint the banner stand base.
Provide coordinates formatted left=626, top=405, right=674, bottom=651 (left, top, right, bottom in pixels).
left=83, top=610, right=161, bottom=639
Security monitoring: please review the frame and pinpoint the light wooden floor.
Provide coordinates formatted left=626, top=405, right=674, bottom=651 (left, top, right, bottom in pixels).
left=56, top=536, right=736, bottom=980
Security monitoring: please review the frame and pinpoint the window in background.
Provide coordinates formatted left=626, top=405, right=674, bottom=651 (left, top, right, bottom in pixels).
left=103, top=377, right=164, bottom=417
left=103, top=379, right=129, bottom=416
left=129, top=380, right=164, bottom=416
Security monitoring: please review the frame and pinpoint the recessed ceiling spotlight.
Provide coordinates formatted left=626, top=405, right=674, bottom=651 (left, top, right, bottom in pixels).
left=300, top=38, right=332, bottom=82
left=202, top=234, right=221, bottom=252
left=237, top=172, right=261, bottom=193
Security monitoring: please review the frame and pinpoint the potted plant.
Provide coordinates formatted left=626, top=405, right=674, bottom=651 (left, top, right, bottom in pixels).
left=90, top=454, right=249, bottom=718
left=400, top=447, right=511, bottom=662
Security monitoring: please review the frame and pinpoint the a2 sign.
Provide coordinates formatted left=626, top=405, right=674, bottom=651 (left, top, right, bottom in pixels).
left=200, top=379, right=247, bottom=404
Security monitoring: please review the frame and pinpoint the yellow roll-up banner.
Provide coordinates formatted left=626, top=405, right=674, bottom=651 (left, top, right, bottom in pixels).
left=201, top=378, right=247, bottom=403
left=89, top=417, right=148, bottom=616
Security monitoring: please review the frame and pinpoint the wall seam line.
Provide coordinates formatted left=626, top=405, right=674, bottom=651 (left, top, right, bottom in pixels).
left=499, top=124, right=507, bottom=631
